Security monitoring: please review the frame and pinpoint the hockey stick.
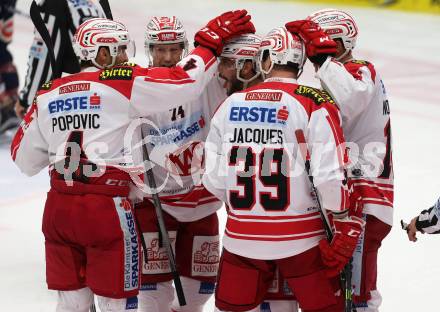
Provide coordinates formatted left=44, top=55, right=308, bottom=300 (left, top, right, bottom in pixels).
left=295, top=129, right=354, bottom=312
left=99, top=0, right=113, bottom=20
left=140, top=125, right=186, bottom=306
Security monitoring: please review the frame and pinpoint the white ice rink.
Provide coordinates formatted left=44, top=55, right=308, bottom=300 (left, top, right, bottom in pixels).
left=1, top=0, right=440, bottom=310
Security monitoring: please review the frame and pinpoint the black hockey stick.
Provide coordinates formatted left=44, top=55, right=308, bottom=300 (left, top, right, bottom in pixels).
left=140, top=125, right=186, bottom=306
left=99, top=0, right=113, bottom=20
left=295, top=129, right=354, bottom=312
left=29, top=1, right=60, bottom=79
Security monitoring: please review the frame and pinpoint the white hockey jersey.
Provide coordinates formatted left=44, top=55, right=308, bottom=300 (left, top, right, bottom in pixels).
left=317, top=58, right=393, bottom=226
left=141, top=75, right=227, bottom=222
left=203, top=77, right=349, bottom=260
left=11, top=48, right=217, bottom=182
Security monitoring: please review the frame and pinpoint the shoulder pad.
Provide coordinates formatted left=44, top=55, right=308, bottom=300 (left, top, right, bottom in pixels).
left=294, top=85, right=336, bottom=106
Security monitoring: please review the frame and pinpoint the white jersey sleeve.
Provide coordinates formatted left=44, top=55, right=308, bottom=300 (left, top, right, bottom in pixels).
left=316, top=57, right=375, bottom=122
left=316, top=57, right=393, bottom=226
left=306, top=94, right=347, bottom=213
left=11, top=101, right=49, bottom=176
left=202, top=100, right=228, bottom=204
left=130, top=47, right=217, bottom=118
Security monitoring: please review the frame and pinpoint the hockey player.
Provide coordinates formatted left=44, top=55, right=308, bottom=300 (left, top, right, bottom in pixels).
left=11, top=12, right=255, bottom=312
left=203, top=26, right=365, bottom=312
left=286, top=8, right=393, bottom=312
left=14, top=0, right=107, bottom=119
left=135, top=16, right=261, bottom=312
left=0, top=0, right=19, bottom=134
left=404, top=197, right=440, bottom=242
left=219, top=32, right=300, bottom=312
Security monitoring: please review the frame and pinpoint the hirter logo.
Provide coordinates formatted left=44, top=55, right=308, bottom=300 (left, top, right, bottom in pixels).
left=90, top=93, right=101, bottom=106
left=277, top=106, right=289, bottom=121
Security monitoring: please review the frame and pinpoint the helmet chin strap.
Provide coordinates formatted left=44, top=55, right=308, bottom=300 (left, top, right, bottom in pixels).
left=92, top=56, right=116, bottom=69
left=335, top=48, right=352, bottom=62
left=236, top=61, right=260, bottom=89
left=259, top=59, right=274, bottom=81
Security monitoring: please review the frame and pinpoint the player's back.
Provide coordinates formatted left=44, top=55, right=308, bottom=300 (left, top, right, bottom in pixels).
left=205, top=78, right=347, bottom=260
left=342, top=59, right=393, bottom=224
left=11, top=64, right=148, bottom=180
left=35, top=68, right=138, bottom=170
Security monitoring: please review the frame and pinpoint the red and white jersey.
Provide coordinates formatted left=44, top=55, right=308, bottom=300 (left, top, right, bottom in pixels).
left=11, top=47, right=217, bottom=180
left=203, top=77, right=349, bottom=260
left=141, top=74, right=227, bottom=222
left=317, top=57, right=393, bottom=226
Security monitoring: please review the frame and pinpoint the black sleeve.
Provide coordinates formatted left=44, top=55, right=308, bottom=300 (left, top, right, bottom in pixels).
left=415, top=198, right=440, bottom=234
left=18, top=0, right=105, bottom=108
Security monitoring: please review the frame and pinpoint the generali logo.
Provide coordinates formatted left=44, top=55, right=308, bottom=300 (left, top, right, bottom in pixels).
left=245, top=91, right=283, bottom=102
left=59, top=83, right=90, bottom=95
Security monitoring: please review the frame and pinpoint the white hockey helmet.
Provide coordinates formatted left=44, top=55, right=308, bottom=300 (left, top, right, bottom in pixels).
left=144, top=16, right=189, bottom=66
left=257, top=27, right=306, bottom=78
left=73, top=18, right=134, bottom=69
left=220, top=33, right=262, bottom=85
left=308, top=9, right=358, bottom=52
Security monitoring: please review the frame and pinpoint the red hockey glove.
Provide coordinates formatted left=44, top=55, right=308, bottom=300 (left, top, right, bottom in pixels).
left=319, top=216, right=365, bottom=277
left=285, top=20, right=337, bottom=65
left=195, top=10, right=255, bottom=56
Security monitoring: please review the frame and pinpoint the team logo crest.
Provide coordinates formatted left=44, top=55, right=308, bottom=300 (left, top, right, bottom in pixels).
left=164, top=141, right=204, bottom=177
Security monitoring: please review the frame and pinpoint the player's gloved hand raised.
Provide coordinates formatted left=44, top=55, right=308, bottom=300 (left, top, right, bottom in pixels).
left=195, top=10, right=255, bottom=56
left=285, top=20, right=337, bottom=65
left=319, top=216, right=365, bottom=277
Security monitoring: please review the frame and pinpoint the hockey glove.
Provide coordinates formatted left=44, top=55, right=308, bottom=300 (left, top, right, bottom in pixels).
left=285, top=20, right=337, bottom=66
left=319, top=216, right=365, bottom=277
left=195, top=10, right=255, bottom=56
